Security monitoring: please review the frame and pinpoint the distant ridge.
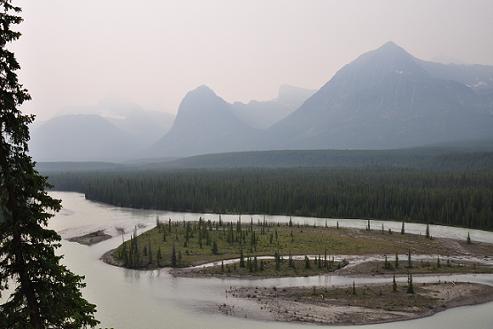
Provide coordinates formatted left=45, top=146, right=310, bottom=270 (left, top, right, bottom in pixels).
left=142, top=139, right=493, bottom=171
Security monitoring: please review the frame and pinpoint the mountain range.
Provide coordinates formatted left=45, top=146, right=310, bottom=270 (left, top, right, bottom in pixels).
left=29, top=101, right=174, bottom=161
left=231, top=85, right=315, bottom=129
left=30, top=42, right=493, bottom=161
left=266, top=42, right=493, bottom=150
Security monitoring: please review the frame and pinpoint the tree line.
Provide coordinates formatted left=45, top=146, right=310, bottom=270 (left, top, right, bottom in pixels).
left=47, top=167, right=493, bottom=230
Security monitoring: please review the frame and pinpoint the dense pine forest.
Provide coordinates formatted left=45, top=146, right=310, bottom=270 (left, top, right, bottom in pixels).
left=46, top=168, right=493, bottom=230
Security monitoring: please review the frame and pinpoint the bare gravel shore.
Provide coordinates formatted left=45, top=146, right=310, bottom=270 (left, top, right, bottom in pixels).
left=219, top=282, right=493, bottom=325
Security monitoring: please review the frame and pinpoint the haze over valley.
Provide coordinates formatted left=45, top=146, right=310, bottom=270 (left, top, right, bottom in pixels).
left=30, top=42, right=493, bottom=162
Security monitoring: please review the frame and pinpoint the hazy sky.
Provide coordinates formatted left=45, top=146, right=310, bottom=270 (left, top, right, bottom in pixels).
left=14, top=0, right=493, bottom=120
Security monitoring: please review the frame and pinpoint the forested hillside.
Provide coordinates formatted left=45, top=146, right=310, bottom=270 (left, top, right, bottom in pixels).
left=47, top=168, right=493, bottom=230
left=153, top=148, right=493, bottom=170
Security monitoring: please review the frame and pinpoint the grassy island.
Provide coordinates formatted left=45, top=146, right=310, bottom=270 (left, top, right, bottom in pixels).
left=104, top=217, right=493, bottom=275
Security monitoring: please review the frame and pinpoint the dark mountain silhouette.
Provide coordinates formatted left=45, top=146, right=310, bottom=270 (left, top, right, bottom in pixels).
left=153, top=86, right=260, bottom=157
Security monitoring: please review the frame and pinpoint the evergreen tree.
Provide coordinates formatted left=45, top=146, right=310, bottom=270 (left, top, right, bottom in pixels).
left=275, top=251, right=281, bottom=271
left=211, top=240, right=219, bottom=255
left=0, top=2, right=98, bottom=328
left=122, top=243, right=129, bottom=266
left=171, top=243, right=177, bottom=267
left=352, top=281, right=356, bottom=295
left=392, top=274, right=397, bottom=292
left=239, top=249, right=245, bottom=268
left=133, top=226, right=139, bottom=250
left=157, top=247, right=162, bottom=266
left=407, top=249, right=412, bottom=268
left=407, top=273, right=414, bottom=294
left=425, top=223, right=430, bottom=239
left=401, top=221, right=405, bottom=234
left=384, top=255, right=390, bottom=270
left=395, top=253, right=399, bottom=268
left=304, top=255, right=310, bottom=269
left=467, top=232, right=472, bottom=244
left=148, top=241, right=153, bottom=265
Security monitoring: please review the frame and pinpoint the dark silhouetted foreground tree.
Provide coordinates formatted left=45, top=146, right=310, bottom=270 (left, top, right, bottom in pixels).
left=0, top=1, right=98, bottom=328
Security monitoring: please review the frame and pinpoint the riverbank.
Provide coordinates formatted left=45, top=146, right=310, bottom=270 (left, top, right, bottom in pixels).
left=220, top=282, right=493, bottom=325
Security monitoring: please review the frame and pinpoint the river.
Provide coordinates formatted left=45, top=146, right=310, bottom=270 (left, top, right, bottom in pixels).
left=43, top=192, right=493, bottom=328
